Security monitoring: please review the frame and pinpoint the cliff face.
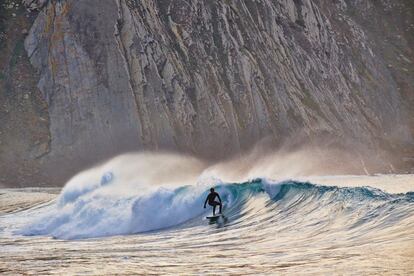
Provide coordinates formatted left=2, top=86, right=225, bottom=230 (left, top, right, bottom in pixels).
left=1, top=0, right=413, bottom=186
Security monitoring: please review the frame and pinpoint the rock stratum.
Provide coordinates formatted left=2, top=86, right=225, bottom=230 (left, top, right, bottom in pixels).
left=0, top=0, right=413, bottom=186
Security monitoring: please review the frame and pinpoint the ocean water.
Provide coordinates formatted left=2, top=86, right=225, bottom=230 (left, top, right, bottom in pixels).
left=1, top=155, right=414, bottom=275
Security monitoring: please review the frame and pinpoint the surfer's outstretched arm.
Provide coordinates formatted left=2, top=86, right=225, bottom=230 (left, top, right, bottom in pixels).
left=217, top=194, right=222, bottom=203
left=204, top=197, right=208, bottom=208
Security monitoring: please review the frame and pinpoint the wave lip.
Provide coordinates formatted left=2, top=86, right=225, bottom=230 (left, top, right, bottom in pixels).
left=17, top=175, right=414, bottom=240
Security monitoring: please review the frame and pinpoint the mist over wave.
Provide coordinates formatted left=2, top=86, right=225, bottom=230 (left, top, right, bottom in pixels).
left=17, top=177, right=414, bottom=239
left=0, top=152, right=412, bottom=275
left=12, top=152, right=413, bottom=240
left=2, top=153, right=408, bottom=239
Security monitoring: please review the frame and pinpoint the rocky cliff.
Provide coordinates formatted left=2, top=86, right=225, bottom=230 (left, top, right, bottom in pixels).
left=1, top=0, right=413, bottom=186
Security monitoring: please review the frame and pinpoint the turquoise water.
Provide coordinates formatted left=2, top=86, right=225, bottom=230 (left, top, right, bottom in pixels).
left=1, top=176, right=413, bottom=275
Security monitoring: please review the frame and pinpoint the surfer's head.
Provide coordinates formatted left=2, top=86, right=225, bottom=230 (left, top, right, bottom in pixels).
left=210, top=188, right=214, bottom=192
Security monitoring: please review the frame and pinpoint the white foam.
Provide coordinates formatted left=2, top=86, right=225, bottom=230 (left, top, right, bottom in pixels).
left=16, top=152, right=413, bottom=240
left=18, top=154, right=237, bottom=239
left=20, top=184, right=208, bottom=239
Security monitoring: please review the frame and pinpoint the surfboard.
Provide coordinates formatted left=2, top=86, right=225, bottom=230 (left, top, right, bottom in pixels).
left=206, top=214, right=222, bottom=219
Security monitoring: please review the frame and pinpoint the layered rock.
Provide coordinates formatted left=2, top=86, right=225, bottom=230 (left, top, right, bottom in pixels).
left=1, top=0, right=413, bottom=186
left=0, top=0, right=50, bottom=187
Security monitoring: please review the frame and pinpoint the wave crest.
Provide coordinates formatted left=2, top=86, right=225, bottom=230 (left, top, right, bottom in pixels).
left=18, top=175, right=413, bottom=239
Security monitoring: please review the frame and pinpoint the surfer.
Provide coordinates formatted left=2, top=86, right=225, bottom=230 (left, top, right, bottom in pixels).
left=204, top=188, right=222, bottom=216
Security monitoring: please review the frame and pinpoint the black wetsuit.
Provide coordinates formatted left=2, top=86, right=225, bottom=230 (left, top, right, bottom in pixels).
left=207, top=192, right=220, bottom=206
left=204, top=191, right=222, bottom=215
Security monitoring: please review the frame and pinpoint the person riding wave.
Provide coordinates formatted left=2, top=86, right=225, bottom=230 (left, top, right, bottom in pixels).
left=204, top=188, right=222, bottom=216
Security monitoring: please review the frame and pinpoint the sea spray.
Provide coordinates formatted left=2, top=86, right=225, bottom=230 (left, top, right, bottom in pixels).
left=17, top=174, right=414, bottom=240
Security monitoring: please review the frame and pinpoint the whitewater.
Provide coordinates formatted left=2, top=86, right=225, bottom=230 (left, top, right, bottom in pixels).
left=1, top=153, right=414, bottom=275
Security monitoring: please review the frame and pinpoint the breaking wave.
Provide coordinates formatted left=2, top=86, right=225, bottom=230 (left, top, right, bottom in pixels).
left=17, top=173, right=414, bottom=240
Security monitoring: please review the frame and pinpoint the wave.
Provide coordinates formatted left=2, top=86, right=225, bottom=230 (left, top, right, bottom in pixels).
left=16, top=173, right=414, bottom=240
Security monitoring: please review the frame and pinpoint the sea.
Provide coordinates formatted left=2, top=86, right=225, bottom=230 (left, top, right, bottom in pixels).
left=1, top=153, right=413, bottom=275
